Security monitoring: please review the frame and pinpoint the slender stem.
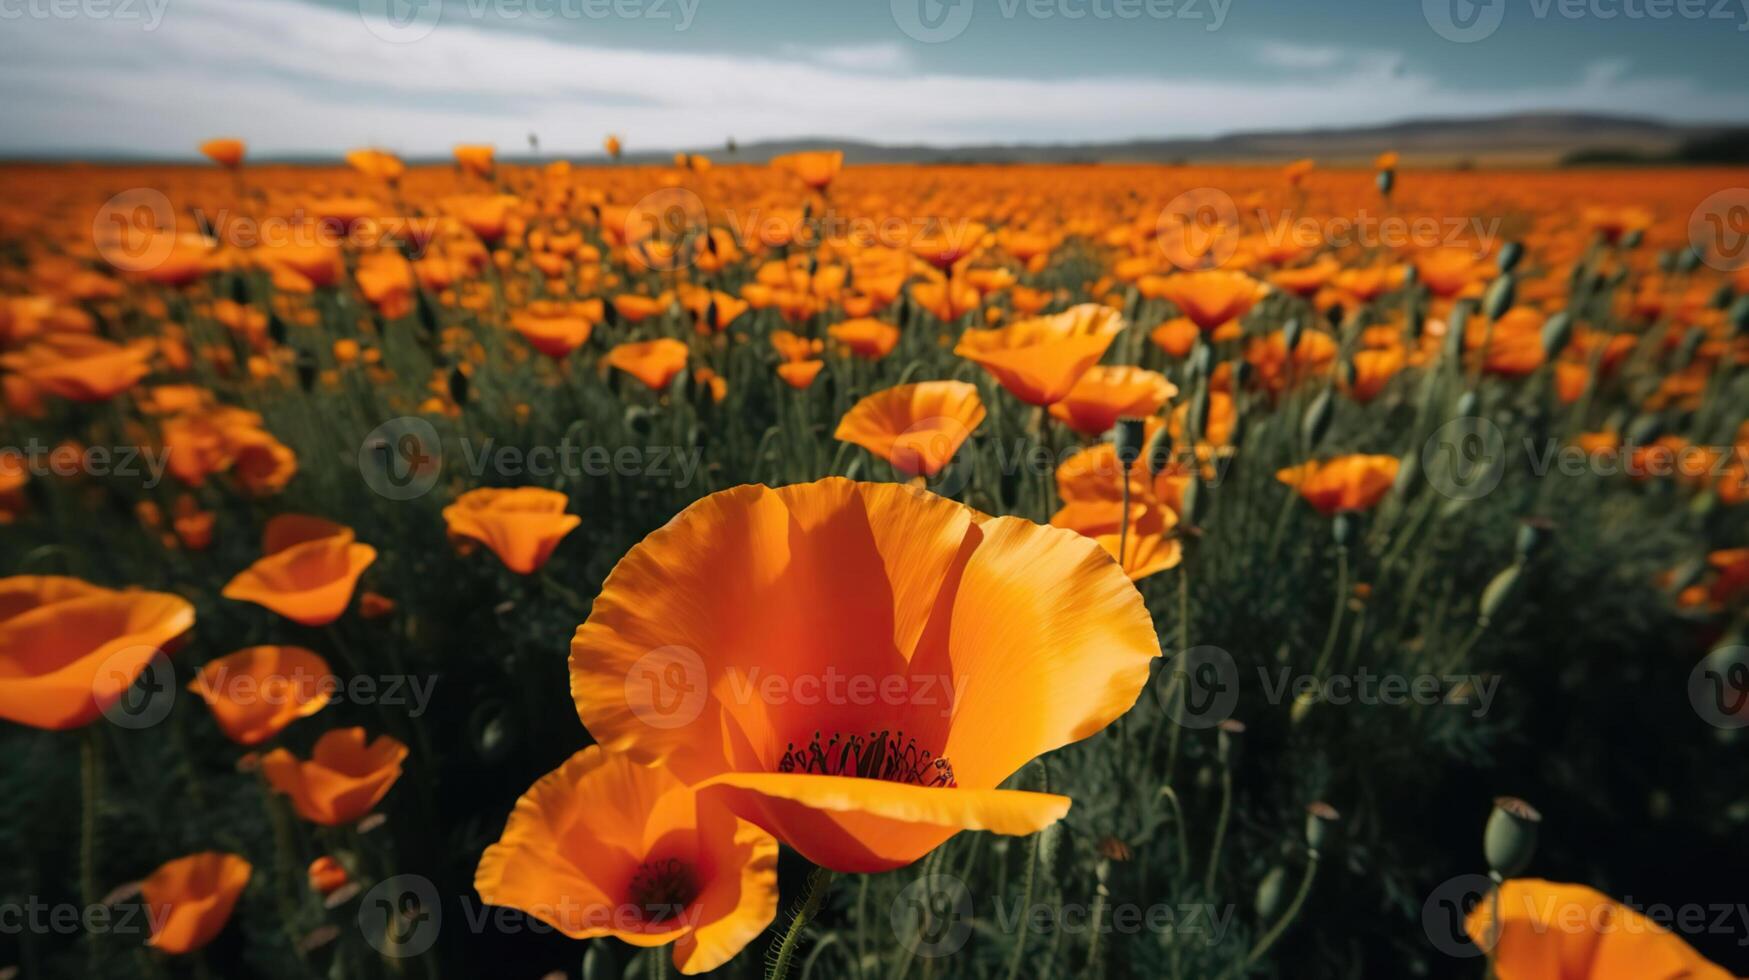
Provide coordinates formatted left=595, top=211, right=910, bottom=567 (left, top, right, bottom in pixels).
left=1241, top=849, right=1321, bottom=968
left=81, top=727, right=103, bottom=971
left=1203, top=763, right=1234, bottom=896
left=768, top=867, right=836, bottom=980
left=1312, top=545, right=1350, bottom=679
left=1003, top=761, right=1049, bottom=980
left=648, top=946, right=670, bottom=980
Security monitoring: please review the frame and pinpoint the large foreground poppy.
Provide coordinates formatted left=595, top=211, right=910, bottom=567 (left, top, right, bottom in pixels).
left=476, top=745, right=778, bottom=975
left=0, top=576, right=195, bottom=729
left=569, top=478, right=1160, bottom=872
left=1465, top=879, right=1732, bottom=980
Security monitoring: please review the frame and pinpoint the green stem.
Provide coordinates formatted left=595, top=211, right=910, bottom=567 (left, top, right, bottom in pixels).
left=1311, top=545, right=1350, bottom=679
left=768, top=867, right=836, bottom=980
left=81, top=727, right=102, bottom=970
left=1241, top=849, right=1321, bottom=969
left=1203, top=763, right=1234, bottom=897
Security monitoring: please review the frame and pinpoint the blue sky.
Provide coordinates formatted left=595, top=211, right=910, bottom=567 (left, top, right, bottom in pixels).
left=2, top=0, right=1746, bottom=156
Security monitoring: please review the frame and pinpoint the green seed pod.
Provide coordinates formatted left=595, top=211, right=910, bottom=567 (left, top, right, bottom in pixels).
left=1483, top=274, right=1516, bottom=322
left=1302, top=388, right=1334, bottom=447
left=1709, top=283, right=1734, bottom=310
left=1479, top=564, right=1521, bottom=627
left=1483, top=797, right=1542, bottom=878
left=1677, top=247, right=1701, bottom=274
left=1657, top=249, right=1677, bottom=275
left=1454, top=389, right=1479, bottom=419
left=1539, top=311, right=1574, bottom=360
left=1114, top=418, right=1146, bottom=468
left=1304, top=802, right=1340, bottom=854
left=1497, top=241, right=1523, bottom=274
left=1255, top=867, right=1288, bottom=921
left=1730, top=295, right=1749, bottom=336
left=1624, top=413, right=1662, bottom=446
left=1621, top=228, right=1643, bottom=250
left=1515, top=518, right=1554, bottom=562
left=1283, top=317, right=1304, bottom=354
left=1332, top=511, right=1355, bottom=547
left=1376, top=169, right=1395, bottom=196
left=1144, top=423, right=1173, bottom=476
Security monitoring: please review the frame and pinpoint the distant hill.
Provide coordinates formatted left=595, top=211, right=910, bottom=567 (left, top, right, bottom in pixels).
left=4, top=113, right=1742, bottom=168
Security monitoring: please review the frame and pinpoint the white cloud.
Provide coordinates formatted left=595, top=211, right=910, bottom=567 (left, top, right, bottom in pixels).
left=0, top=0, right=1739, bottom=157
left=778, top=40, right=916, bottom=73
left=1252, top=40, right=1345, bottom=70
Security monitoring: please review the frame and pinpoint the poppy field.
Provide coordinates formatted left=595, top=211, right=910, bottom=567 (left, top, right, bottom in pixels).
left=2, top=145, right=1748, bottom=980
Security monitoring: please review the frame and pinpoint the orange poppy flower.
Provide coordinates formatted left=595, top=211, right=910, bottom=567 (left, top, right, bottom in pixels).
left=141, top=852, right=252, bottom=955
left=188, top=645, right=332, bottom=746
left=1144, top=271, right=1270, bottom=333
left=1048, top=366, right=1177, bottom=437
left=603, top=134, right=623, bottom=160
left=613, top=293, right=669, bottom=324
left=569, top=478, right=1161, bottom=872
left=511, top=306, right=595, bottom=359
left=443, top=487, right=581, bottom=574
left=222, top=515, right=376, bottom=626
left=835, top=381, right=986, bottom=477
left=199, top=139, right=246, bottom=169
left=954, top=304, right=1126, bottom=405
left=772, top=151, right=843, bottom=190
left=777, top=360, right=826, bottom=389
left=1095, top=531, right=1182, bottom=582
left=476, top=745, right=779, bottom=975
left=1416, top=246, right=1487, bottom=299
left=1150, top=317, right=1200, bottom=358
left=1466, top=879, right=1733, bottom=980
left=1268, top=257, right=1341, bottom=298
left=828, top=318, right=901, bottom=360
left=910, top=278, right=981, bottom=323
left=1344, top=347, right=1406, bottom=403
left=770, top=329, right=823, bottom=363
left=0, top=576, right=195, bottom=730
left=260, top=726, right=408, bottom=826
left=307, top=856, right=350, bottom=896
left=0, top=333, right=155, bottom=402
left=454, top=144, right=496, bottom=176
left=345, top=148, right=406, bottom=182
left=607, top=339, right=689, bottom=391
left=1276, top=455, right=1400, bottom=515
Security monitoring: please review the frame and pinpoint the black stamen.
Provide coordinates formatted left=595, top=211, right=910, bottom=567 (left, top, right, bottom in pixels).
left=778, top=730, right=956, bottom=787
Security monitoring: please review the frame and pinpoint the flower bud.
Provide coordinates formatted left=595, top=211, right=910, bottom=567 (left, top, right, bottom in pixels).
left=1255, top=867, right=1288, bottom=921
left=1479, top=564, right=1521, bottom=627
left=1114, top=418, right=1146, bottom=469
left=1483, top=274, right=1516, bottom=322
left=1217, top=718, right=1245, bottom=767
left=1283, top=317, right=1304, bottom=354
left=1305, top=802, right=1340, bottom=853
left=1302, top=388, right=1334, bottom=447
left=1621, top=228, right=1643, bottom=249
left=1445, top=301, right=1475, bottom=361
left=1624, top=412, right=1662, bottom=446
left=1144, top=423, right=1173, bottom=476
left=1375, top=169, right=1395, bottom=196
left=1483, top=797, right=1541, bottom=878
left=1454, top=389, right=1479, bottom=419
left=1332, top=511, right=1355, bottom=547
left=1539, top=311, right=1574, bottom=360
left=1497, top=241, right=1523, bottom=273
left=1514, top=518, right=1553, bottom=562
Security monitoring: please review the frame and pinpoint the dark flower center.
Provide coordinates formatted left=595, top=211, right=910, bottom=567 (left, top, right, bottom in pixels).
left=779, top=729, right=956, bottom=787
left=627, top=858, right=697, bottom=924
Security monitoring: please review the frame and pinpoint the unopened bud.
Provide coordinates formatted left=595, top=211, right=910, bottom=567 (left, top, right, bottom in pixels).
left=1483, top=797, right=1541, bottom=878
left=1305, top=802, right=1340, bottom=853
left=1302, top=388, right=1334, bottom=447
left=1497, top=241, right=1523, bottom=273
left=1114, top=418, right=1146, bottom=468
left=1539, top=311, right=1573, bottom=360
left=1479, top=564, right=1521, bottom=627
left=1255, top=867, right=1288, bottom=921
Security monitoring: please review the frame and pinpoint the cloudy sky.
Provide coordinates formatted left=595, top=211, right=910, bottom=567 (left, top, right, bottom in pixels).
left=2, top=0, right=1746, bottom=157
